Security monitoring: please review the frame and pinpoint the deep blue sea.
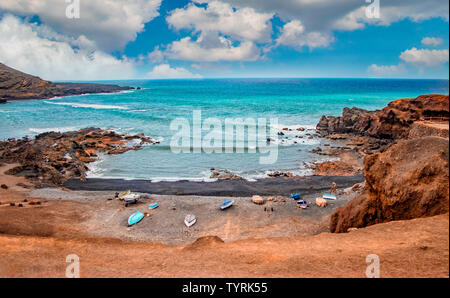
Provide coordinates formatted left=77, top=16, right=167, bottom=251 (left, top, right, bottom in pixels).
left=0, top=78, right=448, bottom=181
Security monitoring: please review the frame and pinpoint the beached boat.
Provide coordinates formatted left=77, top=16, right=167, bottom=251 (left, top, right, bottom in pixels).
left=149, top=202, right=159, bottom=210
left=290, top=193, right=302, bottom=200
left=123, top=193, right=141, bottom=207
left=128, top=211, right=144, bottom=226
left=323, top=194, right=337, bottom=200
left=297, top=199, right=308, bottom=209
left=184, top=214, right=197, bottom=227
left=219, top=199, right=235, bottom=210
left=118, top=190, right=131, bottom=199
left=122, top=193, right=140, bottom=200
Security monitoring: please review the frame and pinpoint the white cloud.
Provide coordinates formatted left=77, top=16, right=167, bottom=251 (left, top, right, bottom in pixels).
left=0, top=15, right=135, bottom=81
left=161, top=1, right=268, bottom=62
left=215, top=0, right=448, bottom=30
left=148, top=46, right=165, bottom=63
left=276, top=20, right=333, bottom=49
left=367, top=64, right=406, bottom=76
left=206, top=0, right=449, bottom=51
left=0, top=0, right=161, bottom=51
left=421, top=37, right=444, bottom=47
left=400, top=48, right=449, bottom=67
left=167, top=1, right=273, bottom=43
left=165, top=33, right=260, bottom=62
left=147, top=64, right=201, bottom=79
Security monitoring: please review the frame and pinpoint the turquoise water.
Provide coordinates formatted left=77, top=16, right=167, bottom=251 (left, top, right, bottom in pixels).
left=0, top=78, right=448, bottom=180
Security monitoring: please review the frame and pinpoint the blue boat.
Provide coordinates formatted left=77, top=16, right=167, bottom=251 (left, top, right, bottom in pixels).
left=219, top=199, right=235, bottom=210
left=149, top=202, right=159, bottom=210
left=290, top=193, right=302, bottom=200
left=128, top=211, right=144, bottom=226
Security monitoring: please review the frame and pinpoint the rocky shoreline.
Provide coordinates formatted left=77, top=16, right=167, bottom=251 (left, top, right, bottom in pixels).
left=0, top=62, right=134, bottom=102
left=0, top=128, right=159, bottom=186
left=0, top=92, right=448, bottom=234
left=315, top=94, right=449, bottom=232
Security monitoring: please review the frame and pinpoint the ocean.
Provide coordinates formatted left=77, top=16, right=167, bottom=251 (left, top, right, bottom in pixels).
left=0, top=78, right=448, bottom=181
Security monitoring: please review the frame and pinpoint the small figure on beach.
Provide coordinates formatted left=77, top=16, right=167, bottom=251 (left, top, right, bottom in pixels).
left=329, top=182, right=338, bottom=195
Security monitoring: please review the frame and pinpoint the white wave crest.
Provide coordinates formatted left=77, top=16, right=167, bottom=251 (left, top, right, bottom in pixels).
left=43, top=101, right=129, bottom=110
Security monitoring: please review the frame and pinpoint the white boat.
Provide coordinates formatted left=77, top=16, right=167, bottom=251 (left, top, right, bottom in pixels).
left=322, top=194, right=337, bottom=200
left=297, top=199, right=308, bottom=209
left=118, top=190, right=131, bottom=199
left=184, top=214, right=197, bottom=227
left=122, top=193, right=141, bottom=201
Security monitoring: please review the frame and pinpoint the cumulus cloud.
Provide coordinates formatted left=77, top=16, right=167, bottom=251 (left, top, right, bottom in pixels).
left=206, top=0, right=449, bottom=51
left=165, top=34, right=260, bottom=62
left=400, top=48, right=449, bottom=67
left=215, top=0, right=448, bottom=31
left=161, top=1, right=268, bottom=62
left=167, top=1, right=273, bottom=43
left=421, top=37, right=444, bottom=47
left=0, top=15, right=135, bottom=81
left=147, top=64, right=201, bottom=79
left=154, top=0, right=449, bottom=61
left=148, top=46, right=165, bottom=63
left=276, top=20, right=333, bottom=49
left=367, top=63, right=406, bottom=76
left=0, top=0, right=161, bottom=51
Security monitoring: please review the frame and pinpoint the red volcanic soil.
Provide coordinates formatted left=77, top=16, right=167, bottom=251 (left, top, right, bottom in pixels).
left=330, top=136, right=449, bottom=233
left=0, top=164, right=448, bottom=278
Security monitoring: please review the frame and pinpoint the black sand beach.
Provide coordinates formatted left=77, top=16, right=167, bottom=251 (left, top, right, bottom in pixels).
left=63, top=174, right=365, bottom=197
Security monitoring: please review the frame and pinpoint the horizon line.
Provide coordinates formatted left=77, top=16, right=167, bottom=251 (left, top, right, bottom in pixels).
left=55, top=77, right=450, bottom=83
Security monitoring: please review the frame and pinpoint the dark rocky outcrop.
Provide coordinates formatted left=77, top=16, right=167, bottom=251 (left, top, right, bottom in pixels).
left=330, top=136, right=449, bottom=233
left=0, top=62, right=134, bottom=101
left=210, top=169, right=244, bottom=180
left=317, top=95, right=449, bottom=139
left=0, top=128, right=158, bottom=186
left=317, top=107, right=376, bottom=136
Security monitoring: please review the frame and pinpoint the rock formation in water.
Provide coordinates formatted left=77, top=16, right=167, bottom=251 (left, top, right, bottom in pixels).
left=0, top=128, right=158, bottom=186
left=319, top=94, right=450, bottom=232
left=317, top=94, right=449, bottom=139
left=0, top=62, right=134, bottom=101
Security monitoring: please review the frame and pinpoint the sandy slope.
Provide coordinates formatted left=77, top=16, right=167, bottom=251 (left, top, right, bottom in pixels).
left=0, top=164, right=448, bottom=278
left=0, top=214, right=447, bottom=278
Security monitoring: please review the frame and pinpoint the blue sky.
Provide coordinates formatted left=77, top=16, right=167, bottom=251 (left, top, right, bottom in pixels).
left=0, top=0, right=448, bottom=80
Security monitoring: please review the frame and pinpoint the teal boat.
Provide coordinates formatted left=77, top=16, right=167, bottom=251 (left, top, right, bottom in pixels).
left=149, top=202, right=159, bottom=210
left=128, top=211, right=144, bottom=226
left=323, top=194, right=337, bottom=200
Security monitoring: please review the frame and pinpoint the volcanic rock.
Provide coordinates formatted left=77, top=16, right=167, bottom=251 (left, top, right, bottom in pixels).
left=330, top=136, right=449, bottom=233
left=252, top=195, right=265, bottom=205
left=210, top=169, right=244, bottom=180
left=317, top=94, right=449, bottom=140
left=0, top=62, right=134, bottom=101
left=0, top=128, right=156, bottom=186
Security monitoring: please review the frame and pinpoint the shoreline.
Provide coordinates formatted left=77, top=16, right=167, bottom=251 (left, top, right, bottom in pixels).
left=62, top=174, right=364, bottom=197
